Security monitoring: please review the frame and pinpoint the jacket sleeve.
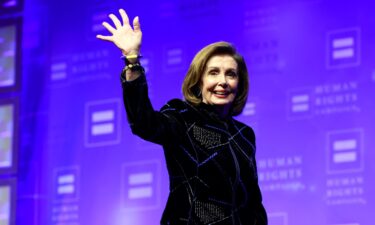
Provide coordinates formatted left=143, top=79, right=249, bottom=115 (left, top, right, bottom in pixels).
left=121, top=72, right=184, bottom=145
left=248, top=127, right=268, bottom=225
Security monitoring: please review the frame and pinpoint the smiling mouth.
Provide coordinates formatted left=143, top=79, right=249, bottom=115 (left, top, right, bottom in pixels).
left=213, top=90, right=230, bottom=97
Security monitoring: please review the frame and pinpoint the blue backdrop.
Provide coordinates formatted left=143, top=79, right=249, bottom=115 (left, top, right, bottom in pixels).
left=1, top=0, right=374, bottom=224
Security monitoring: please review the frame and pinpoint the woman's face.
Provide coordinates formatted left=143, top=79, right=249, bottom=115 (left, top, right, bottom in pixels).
left=201, top=54, right=239, bottom=111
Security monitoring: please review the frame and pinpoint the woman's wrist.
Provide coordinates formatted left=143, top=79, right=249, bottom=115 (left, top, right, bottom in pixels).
left=122, top=50, right=141, bottom=63
left=122, top=49, right=140, bottom=56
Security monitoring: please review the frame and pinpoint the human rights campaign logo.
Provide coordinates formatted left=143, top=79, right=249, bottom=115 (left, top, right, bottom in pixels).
left=327, top=129, right=363, bottom=174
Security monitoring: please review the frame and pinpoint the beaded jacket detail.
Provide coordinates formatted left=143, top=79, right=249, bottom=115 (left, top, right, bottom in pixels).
left=122, top=74, right=267, bottom=225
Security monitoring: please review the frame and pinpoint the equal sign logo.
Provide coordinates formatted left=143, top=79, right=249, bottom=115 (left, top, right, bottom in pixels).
left=57, top=174, right=75, bottom=196
left=91, top=110, right=115, bottom=136
left=327, top=28, right=360, bottom=69
left=287, top=88, right=314, bottom=120
left=140, top=57, right=150, bottom=74
left=166, top=48, right=183, bottom=67
left=330, top=223, right=359, bottom=225
left=85, top=100, right=120, bottom=147
left=327, top=129, right=363, bottom=174
left=268, top=213, right=288, bottom=225
left=122, top=161, right=160, bottom=210
left=127, top=172, right=153, bottom=200
left=291, top=94, right=310, bottom=113
left=50, top=62, right=67, bottom=81
left=243, top=102, right=256, bottom=116
left=332, top=37, right=354, bottom=60
left=332, top=139, right=357, bottom=164
left=91, top=12, right=107, bottom=32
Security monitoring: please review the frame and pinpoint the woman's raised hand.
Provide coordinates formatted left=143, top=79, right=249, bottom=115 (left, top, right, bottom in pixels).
left=96, top=9, right=142, bottom=56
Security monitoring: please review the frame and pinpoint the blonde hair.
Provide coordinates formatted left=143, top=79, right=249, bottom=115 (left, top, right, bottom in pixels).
left=182, top=41, right=249, bottom=116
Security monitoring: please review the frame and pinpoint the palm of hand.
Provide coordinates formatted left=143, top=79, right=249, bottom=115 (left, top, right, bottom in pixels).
left=96, top=9, right=142, bottom=56
left=112, top=24, right=141, bottom=55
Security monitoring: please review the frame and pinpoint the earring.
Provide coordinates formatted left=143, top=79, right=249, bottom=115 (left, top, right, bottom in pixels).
left=194, top=86, right=202, bottom=97
left=197, top=89, right=202, bottom=97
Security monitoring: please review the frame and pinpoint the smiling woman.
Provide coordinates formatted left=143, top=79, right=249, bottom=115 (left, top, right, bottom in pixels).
left=97, top=8, right=267, bottom=225
left=190, top=54, right=239, bottom=118
left=182, top=42, right=250, bottom=118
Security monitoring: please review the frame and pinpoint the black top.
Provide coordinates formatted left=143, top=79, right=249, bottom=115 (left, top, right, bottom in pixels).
left=122, top=73, right=267, bottom=225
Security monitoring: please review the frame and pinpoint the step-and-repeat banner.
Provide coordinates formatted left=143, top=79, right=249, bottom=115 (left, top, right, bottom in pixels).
left=7, top=0, right=374, bottom=224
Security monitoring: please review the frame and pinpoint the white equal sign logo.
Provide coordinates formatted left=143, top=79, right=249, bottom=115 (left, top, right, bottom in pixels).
left=167, top=48, right=182, bottom=66
left=243, top=102, right=256, bottom=116
left=332, top=37, right=354, bottom=59
left=51, top=62, right=67, bottom=81
left=57, top=174, right=75, bottom=195
left=140, top=57, right=150, bottom=73
left=92, top=13, right=107, bottom=32
left=291, top=94, right=309, bottom=112
left=331, top=223, right=359, bottom=225
left=127, top=172, right=153, bottom=200
left=332, top=139, right=357, bottom=163
left=91, top=110, right=114, bottom=136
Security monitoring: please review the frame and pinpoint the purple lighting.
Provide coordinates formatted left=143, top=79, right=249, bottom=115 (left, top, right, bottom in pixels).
left=14, top=0, right=375, bottom=224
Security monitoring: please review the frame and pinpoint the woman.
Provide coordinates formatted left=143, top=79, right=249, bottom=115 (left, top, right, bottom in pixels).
left=97, top=9, right=268, bottom=225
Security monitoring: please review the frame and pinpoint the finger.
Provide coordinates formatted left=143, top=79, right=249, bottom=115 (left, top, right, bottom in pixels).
left=109, top=14, right=122, bottom=29
left=102, top=22, right=116, bottom=34
left=133, top=16, right=141, bottom=32
left=96, top=34, right=113, bottom=41
left=119, top=9, right=130, bottom=25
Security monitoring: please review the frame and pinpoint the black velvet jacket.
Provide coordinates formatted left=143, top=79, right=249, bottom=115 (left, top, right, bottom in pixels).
left=122, top=73, right=267, bottom=225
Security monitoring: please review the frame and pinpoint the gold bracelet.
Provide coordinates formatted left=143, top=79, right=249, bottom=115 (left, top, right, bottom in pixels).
left=120, top=54, right=142, bottom=61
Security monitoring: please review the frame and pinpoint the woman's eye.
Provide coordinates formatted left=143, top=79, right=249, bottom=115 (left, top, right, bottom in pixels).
left=209, top=70, right=218, bottom=75
left=227, top=72, right=237, bottom=77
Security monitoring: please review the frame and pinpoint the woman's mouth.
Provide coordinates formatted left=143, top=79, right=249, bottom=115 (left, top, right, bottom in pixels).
left=213, top=90, right=230, bottom=98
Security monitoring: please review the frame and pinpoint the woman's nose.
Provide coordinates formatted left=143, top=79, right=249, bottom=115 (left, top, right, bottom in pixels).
left=218, top=74, right=228, bottom=87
